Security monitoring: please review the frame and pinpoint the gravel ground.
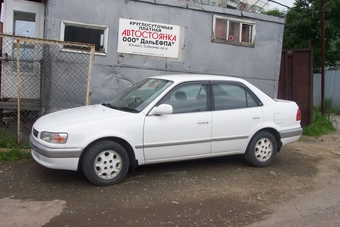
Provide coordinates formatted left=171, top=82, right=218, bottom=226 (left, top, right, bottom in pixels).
left=0, top=121, right=339, bottom=227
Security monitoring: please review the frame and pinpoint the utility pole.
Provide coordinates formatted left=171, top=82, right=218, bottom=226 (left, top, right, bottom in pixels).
left=321, top=0, right=326, bottom=115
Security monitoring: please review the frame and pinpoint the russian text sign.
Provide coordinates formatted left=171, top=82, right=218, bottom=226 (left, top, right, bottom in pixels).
left=117, top=18, right=180, bottom=58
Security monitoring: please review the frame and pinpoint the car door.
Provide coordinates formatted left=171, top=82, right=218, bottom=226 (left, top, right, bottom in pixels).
left=211, top=82, right=264, bottom=154
left=143, top=82, right=212, bottom=162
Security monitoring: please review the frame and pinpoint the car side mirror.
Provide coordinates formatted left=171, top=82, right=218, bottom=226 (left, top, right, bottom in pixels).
left=150, top=104, right=173, bottom=115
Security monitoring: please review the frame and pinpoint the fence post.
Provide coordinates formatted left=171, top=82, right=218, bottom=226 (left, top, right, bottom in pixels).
left=86, top=45, right=95, bottom=105
left=16, top=39, right=21, bottom=143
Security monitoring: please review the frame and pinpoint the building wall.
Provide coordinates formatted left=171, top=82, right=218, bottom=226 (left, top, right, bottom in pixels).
left=44, top=0, right=284, bottom=104
left=184, top=0, right=269, bottom=12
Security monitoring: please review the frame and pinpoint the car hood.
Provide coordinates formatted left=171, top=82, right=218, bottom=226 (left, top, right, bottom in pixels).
left=33, top=104, right=134, bottom=131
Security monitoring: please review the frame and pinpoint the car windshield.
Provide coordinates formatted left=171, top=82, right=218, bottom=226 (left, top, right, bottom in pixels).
left=103, top=78, right=173, bottom=113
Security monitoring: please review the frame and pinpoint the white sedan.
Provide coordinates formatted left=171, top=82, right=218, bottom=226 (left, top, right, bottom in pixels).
left=29, top=74, right=302, bottom=186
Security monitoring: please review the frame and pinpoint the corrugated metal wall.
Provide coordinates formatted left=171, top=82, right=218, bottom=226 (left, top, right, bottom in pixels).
left=44, top=0, right=285, bottom=104
left=313, top=71, right=340, bottom=108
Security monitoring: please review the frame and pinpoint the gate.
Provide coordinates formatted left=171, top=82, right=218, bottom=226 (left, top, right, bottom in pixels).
left=278, top=48, right=313, bottom=127
left=0, top=34, right=95, bottom=142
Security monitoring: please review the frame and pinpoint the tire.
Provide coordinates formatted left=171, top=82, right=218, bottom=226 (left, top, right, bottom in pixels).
left=245, top=131, right=277, bottom=167
left=82, top=141, right=129, bottom=186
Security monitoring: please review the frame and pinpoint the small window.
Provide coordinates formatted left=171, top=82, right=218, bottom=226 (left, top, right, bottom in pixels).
left=212, top=15, right=256, bottom=47
left=14, top=11, right=36, bottom=37
left=212, top=83, right=258, bottom=110
left=61, top=21, right=108, bottom=54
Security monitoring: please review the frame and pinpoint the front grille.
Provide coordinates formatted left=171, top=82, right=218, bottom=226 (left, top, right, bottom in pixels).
left=33, top=128, right=39, bottom=138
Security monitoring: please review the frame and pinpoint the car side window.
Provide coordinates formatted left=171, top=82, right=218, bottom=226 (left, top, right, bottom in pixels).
left=212, top=83, right=258, bottom=110
left=161, top=83, right=208, bottom=114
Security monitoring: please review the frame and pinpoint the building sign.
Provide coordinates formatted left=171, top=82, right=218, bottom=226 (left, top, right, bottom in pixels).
left=117, top=18, right=180, bottom=58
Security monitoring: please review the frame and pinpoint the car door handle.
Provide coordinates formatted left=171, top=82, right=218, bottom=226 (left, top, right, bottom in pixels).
left=198, top=121, right=209, bottom=125
left=252, top=115, right=261, bottom=120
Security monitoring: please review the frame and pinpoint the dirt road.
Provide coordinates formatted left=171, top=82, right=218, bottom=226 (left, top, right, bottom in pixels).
left=0, top=129, right=339, bottom=227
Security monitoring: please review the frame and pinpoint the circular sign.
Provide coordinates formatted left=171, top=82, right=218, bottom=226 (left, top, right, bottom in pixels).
left=229, top=35, right=234, bottom=41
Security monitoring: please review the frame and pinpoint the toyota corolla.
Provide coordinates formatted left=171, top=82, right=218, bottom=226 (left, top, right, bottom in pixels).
left=29, top=74, right=302, bottom=186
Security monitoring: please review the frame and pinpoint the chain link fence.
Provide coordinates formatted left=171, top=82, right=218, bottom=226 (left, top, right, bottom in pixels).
left=0, top=34, right=95, bottom=142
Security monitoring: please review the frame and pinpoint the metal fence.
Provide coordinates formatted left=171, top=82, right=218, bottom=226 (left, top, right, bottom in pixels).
left=0, top=34, right=95, bottom=142
left=313, top=71, right=340, bottom=108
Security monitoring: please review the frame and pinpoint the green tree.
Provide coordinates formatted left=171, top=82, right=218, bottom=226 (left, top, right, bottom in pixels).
left=283, top=0, right=340, bottom=71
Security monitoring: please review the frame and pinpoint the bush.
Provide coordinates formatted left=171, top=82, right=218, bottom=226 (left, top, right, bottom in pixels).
left=303, top=107, right=336, bottom=136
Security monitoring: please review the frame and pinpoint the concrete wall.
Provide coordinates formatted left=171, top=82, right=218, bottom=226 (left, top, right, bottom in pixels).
left=44, top=0, right=285, bottom=104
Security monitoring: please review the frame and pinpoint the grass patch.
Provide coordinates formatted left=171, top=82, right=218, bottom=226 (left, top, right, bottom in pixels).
left=0, top=148, right=31, bottom=162
left=0, top=127, right=31, bottom=162
left=329, top=106, right=340, bottom=115
left=303, top=107, right=336, bottom=137
left=325, top=98, right=340, bottom=115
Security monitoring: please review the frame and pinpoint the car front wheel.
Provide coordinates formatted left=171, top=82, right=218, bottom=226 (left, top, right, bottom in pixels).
left=245, top=131, right=277, bottom=167
left=82, top=141, right=129, bottom=186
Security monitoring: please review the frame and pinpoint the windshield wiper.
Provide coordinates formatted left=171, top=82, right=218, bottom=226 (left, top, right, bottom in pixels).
left=102, top=103, right=139, bottom=113
left=102, top=103, right=115, bottom=108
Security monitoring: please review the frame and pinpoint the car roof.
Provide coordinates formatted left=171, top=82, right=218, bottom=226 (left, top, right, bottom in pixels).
left=149, top=74, right=247, bottom=84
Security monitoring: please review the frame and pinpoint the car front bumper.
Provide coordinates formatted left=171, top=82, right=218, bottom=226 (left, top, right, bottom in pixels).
left=29, top=134, right=82, bottom=171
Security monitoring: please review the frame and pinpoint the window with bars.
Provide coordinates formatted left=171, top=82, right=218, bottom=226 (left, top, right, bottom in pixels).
left=212, top=15, right=256, bottom=47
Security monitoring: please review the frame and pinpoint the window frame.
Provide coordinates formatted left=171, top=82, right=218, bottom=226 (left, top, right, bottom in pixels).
left=212, top=15, right=256, bottom=48
left=60, top=20, right=109, bottom=55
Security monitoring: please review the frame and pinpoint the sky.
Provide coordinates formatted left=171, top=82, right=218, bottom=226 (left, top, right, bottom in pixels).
left=268, top=0, right=296, bottom=11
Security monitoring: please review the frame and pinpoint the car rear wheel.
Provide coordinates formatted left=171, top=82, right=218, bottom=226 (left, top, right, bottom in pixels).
left=245, top=131, right=277, bottom=167
left=82, top=141, right=129, bottom=186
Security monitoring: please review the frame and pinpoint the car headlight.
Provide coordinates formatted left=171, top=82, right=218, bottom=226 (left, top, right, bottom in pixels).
left=40, top=132, right=68, bottom=144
